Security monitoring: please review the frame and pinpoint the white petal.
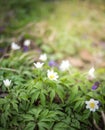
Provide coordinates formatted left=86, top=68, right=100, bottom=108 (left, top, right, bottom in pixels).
left=90, top=99, right=95, bottom=102
left=95, top=101, right=99, bottom=104
left=85, top=101, right=89, bottom=104
left=24, top=40, right=31, bottom=46
left=86, top=105, right=90, bottom=109
left=11, top=42, right=20, bottom=50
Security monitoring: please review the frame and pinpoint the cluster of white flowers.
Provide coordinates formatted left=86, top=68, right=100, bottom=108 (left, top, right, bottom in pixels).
left=11, top=40, right=31, bottom=50
left=3, top=51, right=98, bottom=112
left=33, top=54, right=100, bottom=112
left=34, top=53, right=59, bottom=81
left=33, top=53, right=47, bottom=69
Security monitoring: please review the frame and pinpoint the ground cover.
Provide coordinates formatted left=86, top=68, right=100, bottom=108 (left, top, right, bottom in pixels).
left=0, top=0, right=105, bottom=130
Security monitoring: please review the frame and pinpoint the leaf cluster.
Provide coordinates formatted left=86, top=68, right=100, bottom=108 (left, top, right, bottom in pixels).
left=0, top=52, right=105, bottom=130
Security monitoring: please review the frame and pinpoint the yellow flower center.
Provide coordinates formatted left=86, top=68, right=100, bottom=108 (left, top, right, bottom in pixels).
left=89, top=102, right=95, bottom=108
left=49, top=74, right=54, bottom=79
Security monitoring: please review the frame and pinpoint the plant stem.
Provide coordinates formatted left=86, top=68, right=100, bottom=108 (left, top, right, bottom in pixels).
left=101, top=110, right=105, bottom=125
left=0, top=67, right=20, bottom=74
left=93, top=119, right=102, bottom=130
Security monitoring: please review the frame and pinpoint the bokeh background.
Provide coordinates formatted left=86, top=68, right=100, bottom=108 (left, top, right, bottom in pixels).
left=0, top=0, right=105, bottom=70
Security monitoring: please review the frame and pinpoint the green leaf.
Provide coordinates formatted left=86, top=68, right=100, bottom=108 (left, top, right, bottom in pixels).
left=31, top=89, right=40, bottom=103
left=53, top=122, right=68, bottom=130
left=69, top=127, right=76, bottom=130
left=71, top=119, right=80, bottom=129
left=0, top=128, right=6, bottom=130
left=23, top=114, right=34, bottom=121
left=11, top=100, right=18, bottom=112
left=50, top=90, right=55, bottom=102
left=35, top=81, right=43, bottom=89
left=82, top=110, right=90, bottom=120
left=38, top=122, right=50, bottom=130
left=19, top=92, right=28, bottom=100
left=0, top=99, right=6, bottom=105
left=87, top=92, right=93, bottom=97
left=102, top=85, right=105, bottom=95
left=40, top=93, right=46, bottom=106
left=56, top=85, right=64, bottom=102
left=72, top=85, right=78, bottom=94
left=24, top=122, right=35, bottom=130
left=74, top=101, right=82, bottom=111
left=29, top=108, right=42, bottom=119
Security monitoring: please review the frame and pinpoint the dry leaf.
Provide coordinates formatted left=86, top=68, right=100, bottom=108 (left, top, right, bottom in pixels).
left=80, top=50, right=93, bottom=62
left=69, top=57, right=84, bottom=68
left=99, top=62, right=105, bottom=68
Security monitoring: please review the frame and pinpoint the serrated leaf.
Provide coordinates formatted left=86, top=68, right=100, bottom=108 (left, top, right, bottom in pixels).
left=40, top=93, right=46, bottom=106
left=38, top=121, right=50, bottom=130
left=23, top=114, right=34, bottom=121
left=71, top=119, right=80, bottom=129
left=72, top=85, right=78, bottom=94
left=53, top=122, right=68, bottom=130
left=24, top=122, right=35, bottom=130
left=87, top=92, right=93, bottom=97
left=82, top=110, right=90, bottom=120
left=0, top=98, right=5, bottom=105
left=11, top=101, right=18, bottom=112
left=56, top=85, right=64, bottom=102
left=31, top=90, right=40, bottom=103
left=50, top=90, right=55, bottom=102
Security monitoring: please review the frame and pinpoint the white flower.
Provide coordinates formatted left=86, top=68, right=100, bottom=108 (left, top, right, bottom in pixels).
left=11, top=42, right=20, bottom=50
left=47, top=69, right=59, bottom=81
left=88, top=67, right=95, bottom=80
left=39, top=54, right=47, bottom=61
left=24, top=40, right=31, bottom=46
left=85, top=99, right=99, bottom=112
left=33, top=62, right=44, bottom=68
left=59, top=60, right=71, bottom=71
left=3, top=79, right=11, bottom=87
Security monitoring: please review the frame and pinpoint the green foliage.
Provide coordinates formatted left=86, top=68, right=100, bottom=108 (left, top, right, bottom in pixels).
left=0, top=51, right=105, bottom=130
left=0, top=0, right=105, bottom=129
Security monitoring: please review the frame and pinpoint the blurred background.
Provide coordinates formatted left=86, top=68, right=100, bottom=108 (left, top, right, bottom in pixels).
left=0, top=0, right=105, bottom=70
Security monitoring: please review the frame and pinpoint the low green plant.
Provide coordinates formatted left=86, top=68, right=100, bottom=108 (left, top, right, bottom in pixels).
left=0, top=51, right=105, bottom=130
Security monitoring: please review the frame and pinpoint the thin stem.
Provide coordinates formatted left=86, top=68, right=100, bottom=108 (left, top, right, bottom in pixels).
left=68, top=68, right=72, bottom=75
left=93, top=119, right=102, bottom=130
left=101, top=110, right=105, bottom=125
left=0, top=67, right=20, bottom=74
